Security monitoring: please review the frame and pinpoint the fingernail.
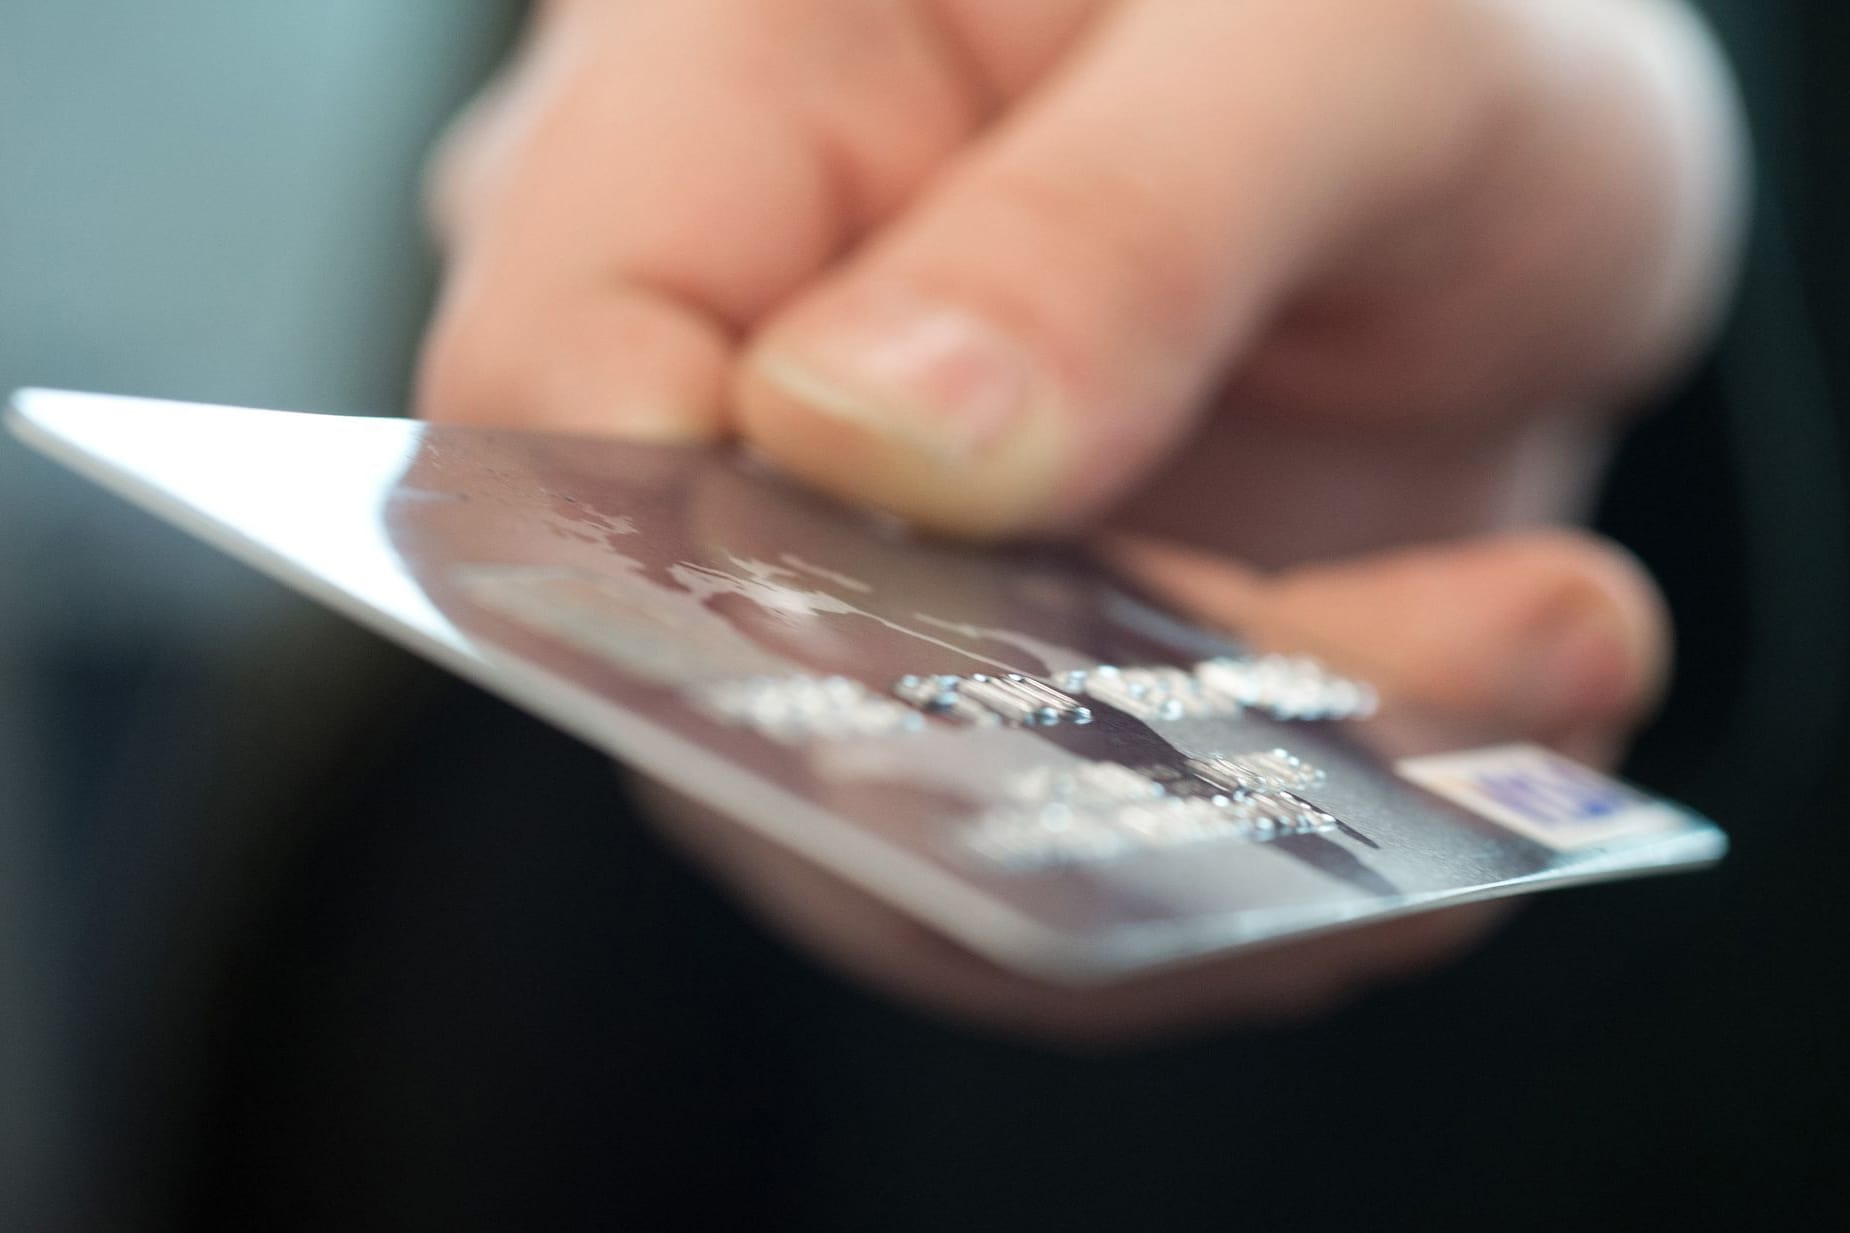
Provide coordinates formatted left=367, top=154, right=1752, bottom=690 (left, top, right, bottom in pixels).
left=1523, top=592, right=1641, bottom=736
left=752, top=286, right=1035, bottom=464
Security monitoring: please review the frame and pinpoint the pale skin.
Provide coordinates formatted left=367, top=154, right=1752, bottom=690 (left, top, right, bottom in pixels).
left=417, top=0, right=1746, bottom=1043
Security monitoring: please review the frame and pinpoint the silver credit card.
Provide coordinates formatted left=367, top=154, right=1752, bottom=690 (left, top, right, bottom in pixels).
left=8, top=389, right=1726, bottom=982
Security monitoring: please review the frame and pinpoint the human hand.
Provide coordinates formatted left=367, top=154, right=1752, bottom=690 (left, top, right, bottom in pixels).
left=415, top=0, right=1742, bottom=1040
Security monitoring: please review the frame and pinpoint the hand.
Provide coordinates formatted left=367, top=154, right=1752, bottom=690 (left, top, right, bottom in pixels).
left=416, top=0, right=1743, bottom=1041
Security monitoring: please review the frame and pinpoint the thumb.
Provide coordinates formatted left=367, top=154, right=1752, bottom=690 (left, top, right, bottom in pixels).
left=1105, top=528, right=1671, bottom=768
left=736, top=0, right=1489, bottom=536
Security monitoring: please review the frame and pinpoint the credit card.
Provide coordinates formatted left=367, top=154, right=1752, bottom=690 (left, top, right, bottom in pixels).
left=7, top=389, right=1726, bottom=981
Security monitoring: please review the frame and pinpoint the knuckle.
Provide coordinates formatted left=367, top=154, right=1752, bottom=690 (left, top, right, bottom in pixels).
left=938, top=159, right=1218, bottom=371
left=993, top=159, right=1200, bottom=298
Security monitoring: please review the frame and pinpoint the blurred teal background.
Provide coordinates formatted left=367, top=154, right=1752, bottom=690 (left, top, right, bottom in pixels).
left=0, top=3, right=517, bottom=1221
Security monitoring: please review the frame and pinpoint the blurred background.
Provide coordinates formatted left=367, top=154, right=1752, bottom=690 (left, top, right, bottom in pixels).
left=2, top=2, right=1846, bottom=1229
left=1, top=4, right=520, bottom=1223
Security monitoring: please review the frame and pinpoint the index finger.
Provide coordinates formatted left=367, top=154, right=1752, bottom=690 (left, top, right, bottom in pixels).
left=416, top=0, right=975, bottom=439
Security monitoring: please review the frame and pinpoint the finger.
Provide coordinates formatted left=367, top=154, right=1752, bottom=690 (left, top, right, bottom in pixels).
left=1106, top=528, right=1671, bottom=766
left=738, top=0, right=1496, bottom=535
left=417, top=0, right=981, bottom=438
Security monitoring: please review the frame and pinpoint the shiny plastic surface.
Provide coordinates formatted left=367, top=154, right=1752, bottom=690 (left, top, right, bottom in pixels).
left=8, top=390, right=1726, bottom=981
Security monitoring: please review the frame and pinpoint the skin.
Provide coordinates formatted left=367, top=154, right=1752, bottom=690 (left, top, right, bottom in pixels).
left=416, top=0, right=1745, bottom=1043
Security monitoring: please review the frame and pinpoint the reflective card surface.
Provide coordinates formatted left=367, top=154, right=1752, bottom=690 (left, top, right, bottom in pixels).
left=9, top=390, right=1726, bottom=981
